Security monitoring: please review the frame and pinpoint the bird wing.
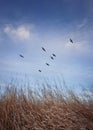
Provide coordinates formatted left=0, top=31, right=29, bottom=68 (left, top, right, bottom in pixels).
left=70, top=39, right=73, bottom=43
left=19, top=54, right=24, bottom=58
left=52, top=54, right=56, bottom=57
left=42, top=47, right=46, bottom=51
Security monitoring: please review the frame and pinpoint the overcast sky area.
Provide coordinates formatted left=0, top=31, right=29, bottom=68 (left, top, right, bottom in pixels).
left=0, top=0, right=93, bottom=91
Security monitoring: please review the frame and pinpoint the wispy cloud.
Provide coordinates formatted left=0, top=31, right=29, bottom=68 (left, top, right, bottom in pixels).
left=77, top=19, right=87, bottom=30
left=64, top=41, right=90, bottom=54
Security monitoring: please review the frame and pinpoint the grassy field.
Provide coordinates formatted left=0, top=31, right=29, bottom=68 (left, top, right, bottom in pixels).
left=0, top=84, right=93, bottom=130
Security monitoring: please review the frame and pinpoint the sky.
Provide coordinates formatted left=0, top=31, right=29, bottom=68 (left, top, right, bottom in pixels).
left=0, top=0, right=93, bottom=91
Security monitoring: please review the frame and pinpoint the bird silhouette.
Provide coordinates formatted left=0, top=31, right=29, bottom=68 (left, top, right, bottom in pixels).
left=42, top=47, right=46, bottom=52
left=19, top=54, right=24, bottom=58
left=52, top=54, right=56, bottom=57
left=70, top=38, right=73, bottom=43
left=46, top=63, right=50, bottom=66
left=38, top=70, right=42, bottom=72
left=50, top=56, right=54, bottom=60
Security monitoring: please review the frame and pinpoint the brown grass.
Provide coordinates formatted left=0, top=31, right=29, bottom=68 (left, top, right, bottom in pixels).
left=0, top=85, right=93, bottom=130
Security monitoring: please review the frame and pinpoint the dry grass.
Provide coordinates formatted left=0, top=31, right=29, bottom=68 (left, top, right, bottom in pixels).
left=0, top=85, right=93, bottom=130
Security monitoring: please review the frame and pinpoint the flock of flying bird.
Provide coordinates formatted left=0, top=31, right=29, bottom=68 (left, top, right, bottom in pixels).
left=39, top=47, right=56, bottom=72
left=19, top=38, right=73, bottom=72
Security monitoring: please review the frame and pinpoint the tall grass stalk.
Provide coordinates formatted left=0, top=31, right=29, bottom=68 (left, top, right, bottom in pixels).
left=0, top=84, right=93, bottom=130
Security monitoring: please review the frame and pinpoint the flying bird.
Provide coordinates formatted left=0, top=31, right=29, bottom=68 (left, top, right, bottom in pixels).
left=46, top=63, right=50, bottom=66
left=52, top=54, right=56, bottom=57
left=38, top=70, right=42, bottom=72
left=19, top=54, right=24, bottom=58
left=50, top=56, right=54, bottom=60
left=42, top=47, right=46, bottom=52
left=70, top=38, right=73, bottom=43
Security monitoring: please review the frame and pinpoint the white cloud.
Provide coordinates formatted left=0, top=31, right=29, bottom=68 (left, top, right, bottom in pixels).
left=64, top=41, right=85, bottom=51
left=3, top=25, right=31, bottom=40
left=64, top=40, right=92, bottom=54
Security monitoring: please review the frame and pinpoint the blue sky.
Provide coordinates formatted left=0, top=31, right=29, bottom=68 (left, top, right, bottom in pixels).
left=0, top=0, right=93, bottom=90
